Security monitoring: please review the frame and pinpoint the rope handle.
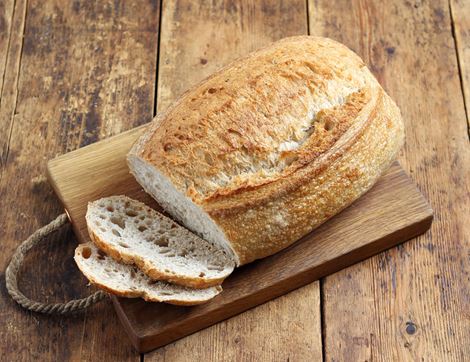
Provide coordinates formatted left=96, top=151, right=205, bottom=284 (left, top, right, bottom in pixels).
left=5, top=213, right=108, bottom=315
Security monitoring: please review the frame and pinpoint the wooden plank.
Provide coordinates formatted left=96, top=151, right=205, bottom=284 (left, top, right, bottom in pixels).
left=308, top=0, right=470, bottom=360
left=149, top=1, right=320, bottom=359
left=149, top=286, right=322, bottom=361
left=0, top=0, right=15, bottom=97
left=450, top=0, right=470, bottom=129
left=0, top=0, right=160, bottom=360
left=156, top=0, right=308, bottom=110
left=0, top=0, right=26, bottom=170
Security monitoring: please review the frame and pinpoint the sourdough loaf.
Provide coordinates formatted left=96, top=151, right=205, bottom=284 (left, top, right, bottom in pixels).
left=128, top=36, right=404, bottom=266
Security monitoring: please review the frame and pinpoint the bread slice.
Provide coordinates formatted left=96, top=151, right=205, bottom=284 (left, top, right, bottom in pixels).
left=85, top=195, right=235, bottom=289
left=74, top=243, right=222, bottom=305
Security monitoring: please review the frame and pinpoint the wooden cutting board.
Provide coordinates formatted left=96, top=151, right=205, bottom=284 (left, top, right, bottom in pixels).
left=46, top=126, right=433, bottom=352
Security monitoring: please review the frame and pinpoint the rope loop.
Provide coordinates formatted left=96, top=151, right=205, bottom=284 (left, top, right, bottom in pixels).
left=5, top=213, right=107, bottom=315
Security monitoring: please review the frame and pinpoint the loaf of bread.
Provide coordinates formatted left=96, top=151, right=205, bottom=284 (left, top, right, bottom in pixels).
left=128, top=36, right=404, bottom=266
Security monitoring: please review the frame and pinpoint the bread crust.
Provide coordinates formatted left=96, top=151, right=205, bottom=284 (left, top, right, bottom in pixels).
left=209, top=90, right=403, bottom=263
left=129, top=36, right=404, bottom=265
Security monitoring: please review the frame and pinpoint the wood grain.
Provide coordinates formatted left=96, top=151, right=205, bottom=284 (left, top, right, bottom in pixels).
left=147, top=286, right=322, bottom=362
left=450, top=0, right=470, bottom=131
left=309, top=0, right=470, bottom=360
left=0, top=0, right=26, bottom=170
left=0, top=0, right=15, bottom=98
left=0, top=1, right=160, bottom=360
left=156, top=0, right=308, bottom=110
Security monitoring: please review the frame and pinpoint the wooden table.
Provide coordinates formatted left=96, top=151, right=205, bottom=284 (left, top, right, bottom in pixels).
left=1, top=1, right=469, bottom=360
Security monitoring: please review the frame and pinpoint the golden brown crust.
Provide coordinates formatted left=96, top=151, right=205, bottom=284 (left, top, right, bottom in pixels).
left=129, top=36, right=404, bottom=265
left=209, top=90, right=403, bottom=264
left=132, top=36, right=378, bottom=201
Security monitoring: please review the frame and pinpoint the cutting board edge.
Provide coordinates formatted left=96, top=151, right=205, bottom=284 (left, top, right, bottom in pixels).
left=46, top=163, right=83, bottom=239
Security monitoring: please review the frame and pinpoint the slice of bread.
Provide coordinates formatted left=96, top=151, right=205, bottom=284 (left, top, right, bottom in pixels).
left=74, top=243, right=222, bottom=305
left=85, top=196, right=235, bottom=289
